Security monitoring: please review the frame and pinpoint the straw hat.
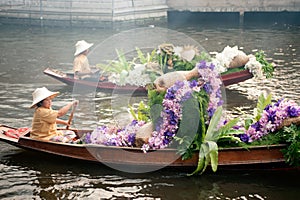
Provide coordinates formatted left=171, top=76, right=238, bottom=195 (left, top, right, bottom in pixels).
left=30, top=87, right=59, bottom=108
left=74, top=40, right=94, bottom=56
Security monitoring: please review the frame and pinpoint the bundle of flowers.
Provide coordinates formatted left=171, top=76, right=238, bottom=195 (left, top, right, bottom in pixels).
left=107, top=64, right=152, bottom=87
left=141, top=79, right=202, bottom=152
left=82, top=120, right=146, bottom=147
left=97, top=43, right=276, bottom=87
left=212, top=45, right=247, bottom=71
left=82, top=61, right=224, bottom=152
left=211, top=46, right=274, bottom=78
left=240, top=98, right=300, bottom=143
left=84, top=57, right=299, bottom=174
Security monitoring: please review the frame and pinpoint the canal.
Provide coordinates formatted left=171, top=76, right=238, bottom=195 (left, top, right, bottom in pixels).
left=0, top=20, right=299, bottom=199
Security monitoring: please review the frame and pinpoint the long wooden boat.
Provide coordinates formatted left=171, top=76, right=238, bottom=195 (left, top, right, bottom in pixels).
left=43, top=68, right=253, bottom=95
left=1, top=124, right=294, bottom=173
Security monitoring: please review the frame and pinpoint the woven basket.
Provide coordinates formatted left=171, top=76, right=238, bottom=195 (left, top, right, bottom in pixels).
left=277, top=116, right=300, bottom=130
left=229, top=54, right=249, bottom=68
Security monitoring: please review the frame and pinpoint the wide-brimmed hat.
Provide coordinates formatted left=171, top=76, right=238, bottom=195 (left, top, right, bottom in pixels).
left=74, top=40, right=94, bottom=56
left=30, top=87, right=59, bottom=108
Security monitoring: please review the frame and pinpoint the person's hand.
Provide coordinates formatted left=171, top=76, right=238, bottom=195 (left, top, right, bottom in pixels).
left=72, top=100, right=79, bottom=106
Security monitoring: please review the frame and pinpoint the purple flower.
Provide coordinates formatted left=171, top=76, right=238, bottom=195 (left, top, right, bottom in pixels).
left=209, top=63, right=215, bottom=70
left=287, top=106, right=300, bottom=117
left=274, top=98, right=283, bottom=107
left=174, top=80, right=184, bottom=89
left=238, top=134, right=249, bottom=143
left=233, top=125, right=241, bottom=130
left=216, top=89, right=222, bottom=98
left=164, top=131, right=173, bottom=137
left=264, top=104, right=271, bottom=111
left=130, top=119, right=138, bottom=126
left=246, top=98, right=300, bottom=142
left=181, top=91, right=192, bottom=102
left=267, top=110, right=277, bottom=123
left=128, top=133, right=136, bottom=145
left=189, top=79, right=198, bottom=88
left=196, top=60, right=208, bottom=69
left=217, top=99, right=224, bottom=106
left=251, top=121, right=261, bottom=131
left=165, top=89, right=176, bottom=99
left=203, top=83, right=212, bottom=93
left=207, top=108, right=215, bottom=118
left=84, top=132, right=92, bottom=143
left=163, top=138, right=170, bottom=145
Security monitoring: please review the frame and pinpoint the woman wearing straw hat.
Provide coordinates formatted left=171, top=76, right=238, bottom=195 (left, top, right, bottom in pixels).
left=73, top=40, right=97, bottom=80
left=30, top=87, right=79, bottom=143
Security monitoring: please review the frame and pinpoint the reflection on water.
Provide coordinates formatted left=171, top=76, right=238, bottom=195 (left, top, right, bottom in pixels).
left=0, top=23, right=299, bottom=199
left=1, top=149, right=300, bottom=199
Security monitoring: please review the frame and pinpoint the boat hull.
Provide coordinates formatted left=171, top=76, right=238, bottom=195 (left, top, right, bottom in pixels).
left=0, top=125, right=290, bottom=173
left=43, top=68, right=253, bottom=95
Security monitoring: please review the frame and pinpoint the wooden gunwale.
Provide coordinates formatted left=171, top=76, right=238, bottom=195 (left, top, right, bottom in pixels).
left=43, top=68, right=254, bottom=94
left=0, top=125, right=287, bottom=170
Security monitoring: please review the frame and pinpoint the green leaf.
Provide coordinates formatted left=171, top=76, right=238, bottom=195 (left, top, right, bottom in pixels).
left=218, top=118, right=239, bottom=134
left=209, top=144, right=219, bottom=172
left=128, top=105, right=138, bottom=120
left=135, top=47, right=147, bottom=64
left=188, top=145, right=206, bottom=176
left=255, top=93, right=272, bottom=121
left=255, top=50, right=275, bottom=78
left=205, top=106, right=223, bottom=141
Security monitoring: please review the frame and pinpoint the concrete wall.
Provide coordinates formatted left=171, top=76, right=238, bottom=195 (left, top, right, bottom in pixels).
left=167, top=0, right=300, bottom=12
left=0, top=0, right=168, bottom=27
left=0, top=0, right=299, bottom=27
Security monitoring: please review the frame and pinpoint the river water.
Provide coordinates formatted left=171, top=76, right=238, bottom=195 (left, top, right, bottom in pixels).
left=0, top=21, right=299, bottom=199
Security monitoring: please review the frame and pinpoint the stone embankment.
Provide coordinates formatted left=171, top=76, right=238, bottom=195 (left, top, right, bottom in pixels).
left=0, top=0, right=299, bottom=27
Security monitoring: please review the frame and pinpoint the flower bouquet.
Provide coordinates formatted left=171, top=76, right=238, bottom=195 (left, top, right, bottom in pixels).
left=96, top=44, right=275, bottom=87
left=81, top=57, right=300, bottom=174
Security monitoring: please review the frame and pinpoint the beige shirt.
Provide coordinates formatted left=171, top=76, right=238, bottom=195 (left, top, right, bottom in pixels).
left=73, top=54, right=91, bottom=74
left=31, top=107, right=62, bottom=140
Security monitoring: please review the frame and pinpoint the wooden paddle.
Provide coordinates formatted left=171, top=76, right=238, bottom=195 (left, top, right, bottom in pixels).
left=66, top=102, right=77, bottom=129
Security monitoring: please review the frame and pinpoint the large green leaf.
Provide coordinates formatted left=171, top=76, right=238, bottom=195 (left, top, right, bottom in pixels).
left=205, top=106, right=223, bottom=141
left=188, top=144, right=206, bottom=176
left=255, top=93, right=272, bottom=121
left=208, top=141, right=219, bottom=172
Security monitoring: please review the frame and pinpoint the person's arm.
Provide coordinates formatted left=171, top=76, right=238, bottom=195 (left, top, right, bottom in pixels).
left=57, top=100, right=78, bottom=117
left=74, top=71, right=93, bottom=76
left=56, top=118, right=69, bottom=125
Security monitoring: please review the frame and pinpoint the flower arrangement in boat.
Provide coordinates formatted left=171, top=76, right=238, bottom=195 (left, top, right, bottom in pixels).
left=81, top=60, right=243, bottom=174
left=83, top=56, right=300, bottom=174
left=211, top=45, right=275, bottom=78
left=96, top=44, right=274, bottom=87
left=82, top=60, right=224, bottom=150
left=80, top=45, right=290, bottom=174
left=243, top=97, right=300, bottom=143
left=234, top=94, right=300, bottom=167
left=82, top=120, right=145, bottom=146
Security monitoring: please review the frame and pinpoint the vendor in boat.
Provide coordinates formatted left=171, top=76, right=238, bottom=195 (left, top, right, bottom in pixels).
left=73, top=40, right=99, bottom=80
left=30, top=87, right=79, bottom=143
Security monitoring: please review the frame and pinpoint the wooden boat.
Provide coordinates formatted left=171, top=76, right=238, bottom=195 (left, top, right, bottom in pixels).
left=0, top=124, right=293, bottom=173
left=43, top=68, right=253, bottom=95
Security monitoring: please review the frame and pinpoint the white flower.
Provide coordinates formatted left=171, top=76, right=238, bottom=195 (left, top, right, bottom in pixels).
left=108, top=73, right=120, bottom=84
left=214, top=46, right=247, bottom=68
left=173, top=46, right=183, bottom=57
left=119, top=70, right=128, bottom=85
left=210, top=60, right=227, bottom=73
left=125, top=64, right=151, bottom=86
left=245, top=55, right=264, bottom=79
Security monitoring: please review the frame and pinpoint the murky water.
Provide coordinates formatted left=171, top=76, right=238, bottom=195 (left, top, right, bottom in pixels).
left=0, top=22, right=299, bottom=199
